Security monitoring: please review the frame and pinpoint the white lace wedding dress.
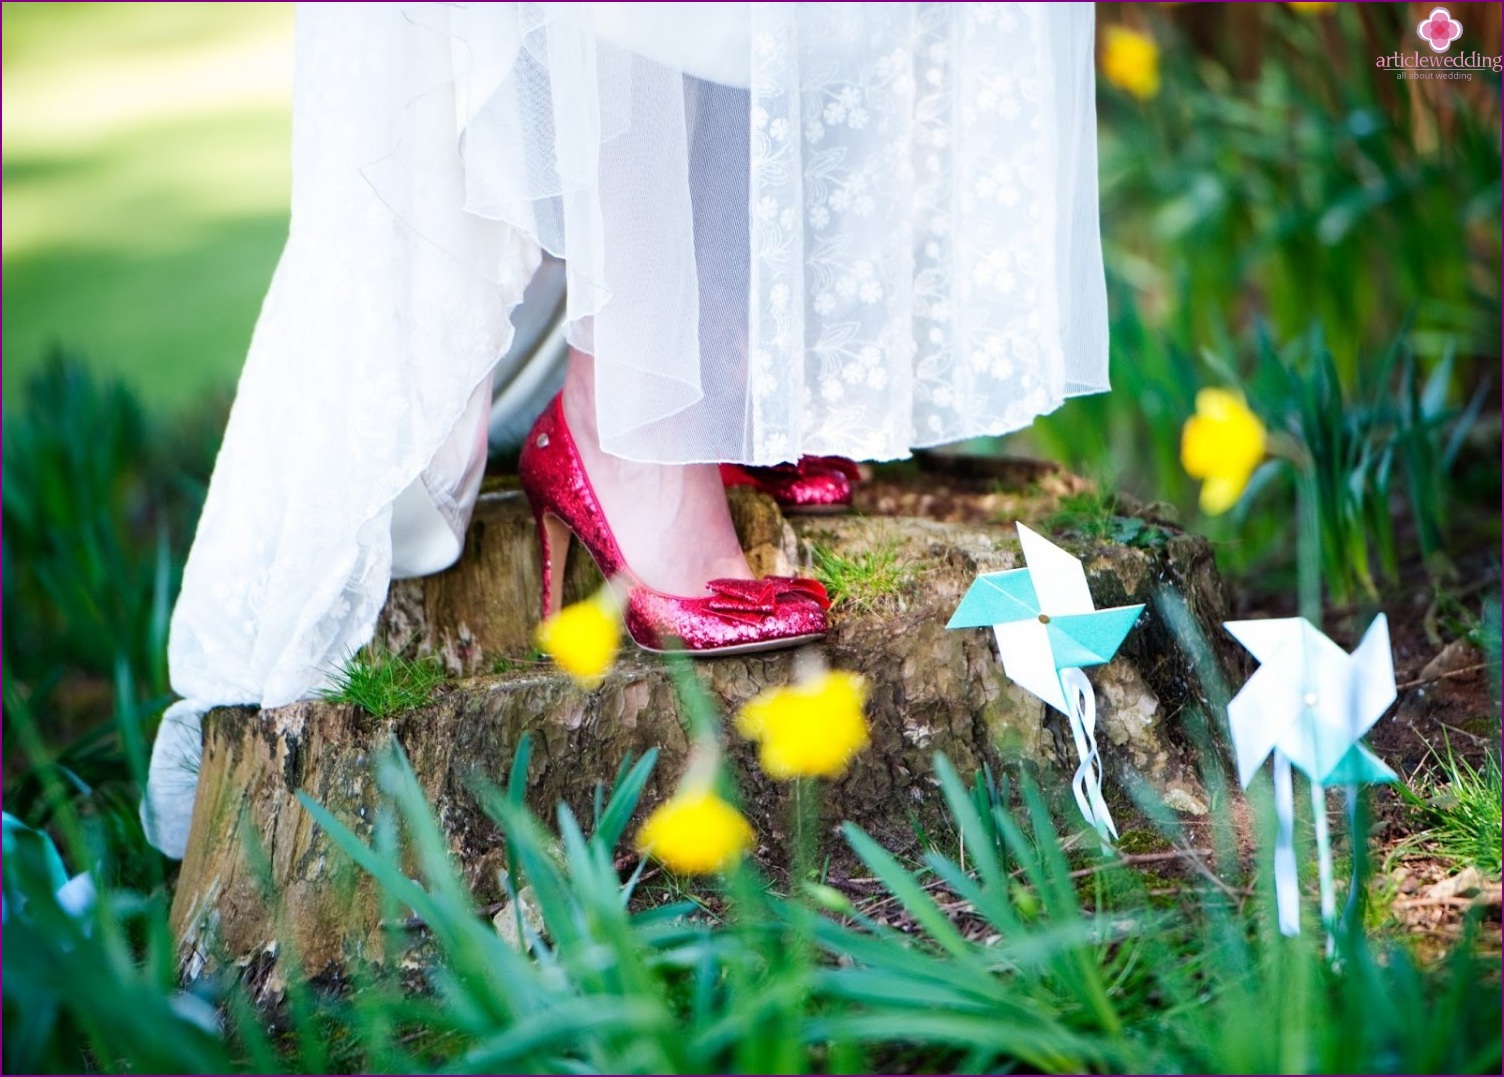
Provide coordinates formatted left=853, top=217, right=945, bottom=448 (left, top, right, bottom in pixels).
left=145, top=1, right=1108, bottom=857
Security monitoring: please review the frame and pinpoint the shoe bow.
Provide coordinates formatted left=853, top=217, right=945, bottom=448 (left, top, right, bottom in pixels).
left=704, top=576, right=832, bottom=623
left=746, top=456, right=861, bottom=481
left=801, top=455, right=863, bottom=481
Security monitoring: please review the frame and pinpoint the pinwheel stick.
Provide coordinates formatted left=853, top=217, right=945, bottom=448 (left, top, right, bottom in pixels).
left=1272, top=750, right=1300, bottom=935
left=1272, top=753, right=1339, bottom=941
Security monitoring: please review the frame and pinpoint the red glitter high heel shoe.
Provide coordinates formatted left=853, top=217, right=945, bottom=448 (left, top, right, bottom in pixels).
left=520, top=396, right=831, bottom=655
left=720, top=456, right=862, bottom=515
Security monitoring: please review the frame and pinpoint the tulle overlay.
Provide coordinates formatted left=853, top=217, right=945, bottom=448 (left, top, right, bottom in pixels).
left=146, top=2, right=1107, bottom=856
left=432, top=1, right=1107, bottom=461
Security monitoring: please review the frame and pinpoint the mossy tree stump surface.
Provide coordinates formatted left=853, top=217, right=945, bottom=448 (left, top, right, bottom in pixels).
left=171, top=464, right=1243, bottom=984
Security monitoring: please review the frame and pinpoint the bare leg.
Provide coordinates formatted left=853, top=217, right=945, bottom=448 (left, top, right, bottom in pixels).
left=561, top=347, right=753, bottom=595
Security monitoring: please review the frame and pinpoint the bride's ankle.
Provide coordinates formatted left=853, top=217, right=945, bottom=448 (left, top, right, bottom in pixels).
left=557, top=350, right=752, bottom=594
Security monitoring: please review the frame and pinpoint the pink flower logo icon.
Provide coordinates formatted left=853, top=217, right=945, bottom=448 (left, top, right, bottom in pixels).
left=1417, top=6, right=1463, bottom=52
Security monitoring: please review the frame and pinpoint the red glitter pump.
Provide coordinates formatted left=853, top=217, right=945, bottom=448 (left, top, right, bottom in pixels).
left=519, top=396, right=831, bottom=655
left=720, top=455, right=862, bottom=514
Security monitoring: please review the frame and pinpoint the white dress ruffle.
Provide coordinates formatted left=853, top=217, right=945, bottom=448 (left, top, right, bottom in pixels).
left=145, top=1, right=1108, bottom=856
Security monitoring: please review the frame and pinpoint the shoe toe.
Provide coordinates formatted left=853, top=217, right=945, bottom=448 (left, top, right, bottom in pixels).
left=626, top=586, right=828, bottom=654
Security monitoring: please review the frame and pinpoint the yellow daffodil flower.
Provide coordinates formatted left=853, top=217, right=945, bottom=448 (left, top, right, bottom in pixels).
left=1181, top=388, right=1268, bottom=516
left=635, top=786, right=754, bottom=874
left=1287, top=2, right=1335, bottom=14
left=1102, top=26, right=1161, bottom=101
left=735, top=670, right=871, bottom=780
left=534, top=589, right=620, bottom=689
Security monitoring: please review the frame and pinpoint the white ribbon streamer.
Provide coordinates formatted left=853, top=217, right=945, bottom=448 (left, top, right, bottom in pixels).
left=1272, top=749, right=1299, bottom=935
left=1060, top=668, right=1117, bottom=843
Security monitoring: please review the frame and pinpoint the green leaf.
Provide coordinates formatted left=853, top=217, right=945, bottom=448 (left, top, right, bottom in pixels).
left=592, top=749, right=657, bottom=854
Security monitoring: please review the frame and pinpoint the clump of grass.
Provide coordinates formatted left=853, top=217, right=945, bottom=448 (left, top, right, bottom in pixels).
left=810, top=541, right=915, bottom=612
left=1041, top=490, right=1171, bottom=549
left=1411, top=744, right=1502, bottom=878
left=319, top=650, right=445, bottom=718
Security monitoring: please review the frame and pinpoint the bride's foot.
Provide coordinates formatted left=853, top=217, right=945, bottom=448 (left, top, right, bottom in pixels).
left=521, top=372, right=828, bottom=655
left=560, top=349, right=753, bottom=596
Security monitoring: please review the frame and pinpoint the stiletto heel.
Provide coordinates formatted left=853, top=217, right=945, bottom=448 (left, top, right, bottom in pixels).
left=520, top=395, right=830, bottom=656
left=534, top=509, right=573, bottom=620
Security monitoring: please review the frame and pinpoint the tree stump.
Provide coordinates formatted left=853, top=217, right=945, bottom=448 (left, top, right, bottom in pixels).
left=170, top=468, right=1243, bottom=984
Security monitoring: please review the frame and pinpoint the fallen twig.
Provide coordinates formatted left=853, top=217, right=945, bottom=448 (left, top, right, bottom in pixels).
left=1392, top=896, right=1501, bottom=910
left=1434, top=720, right=1491, bottom=745
left=1058, top=847, right=1216, bottom=882
left=1395, top=661, right=1495, bottom=692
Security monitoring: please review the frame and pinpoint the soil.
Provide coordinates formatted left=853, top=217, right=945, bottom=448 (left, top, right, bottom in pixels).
left=853, top=451, right=1088, bottom=524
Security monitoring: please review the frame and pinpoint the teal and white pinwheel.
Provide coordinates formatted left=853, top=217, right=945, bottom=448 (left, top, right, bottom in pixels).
left=947, top=523, right=1144, bottom=711
left=948, top=523, right=1145, bottom=839
left=1223, top=613, right=1398, bottom=938
left=1225, top=614, right=1398, bottom=790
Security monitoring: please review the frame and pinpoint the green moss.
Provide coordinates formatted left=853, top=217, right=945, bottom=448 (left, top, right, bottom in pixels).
left=485, top=652, right=553, bottom=678
left=1115, top=827, right=1175, bottom=856
left=1077, top=863, right=1183, bottom=913
left=488, top=654, right=522, bottom=676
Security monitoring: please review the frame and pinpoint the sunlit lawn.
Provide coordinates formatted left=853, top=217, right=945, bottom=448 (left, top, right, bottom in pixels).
left=2, top=2, right=294, bottom=412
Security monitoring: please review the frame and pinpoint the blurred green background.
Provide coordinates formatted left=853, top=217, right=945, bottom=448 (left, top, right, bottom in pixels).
left=3, top=1, right=293, bottom=410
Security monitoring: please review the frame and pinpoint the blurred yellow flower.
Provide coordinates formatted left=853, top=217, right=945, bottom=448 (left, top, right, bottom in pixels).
left=1181, top=388, right=1268, bottom=515
left=1102, top=26, right=1160, bottom=101
left=635, top=787, right=754, bottom=874
left=736, top=670, right=870, bottom=780
left=1287, top=2, right=1335, bottom=13
left=535, top=590, right=620, bottom=689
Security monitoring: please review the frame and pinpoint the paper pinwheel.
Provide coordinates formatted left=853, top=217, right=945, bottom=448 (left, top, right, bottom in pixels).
left=1223, top=614, right=1398, bottom=937
left=1225, top=615, right=1398, bottom=789
left=948, top=523, right=1144, bottom=840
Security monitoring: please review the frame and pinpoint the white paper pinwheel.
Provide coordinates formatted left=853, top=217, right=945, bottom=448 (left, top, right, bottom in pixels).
left=1223, top=614, right=1398, bottom=937
left=1225, top=615, right=1398, bottom=789
left=948, top=523, right=1144, bottom=840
